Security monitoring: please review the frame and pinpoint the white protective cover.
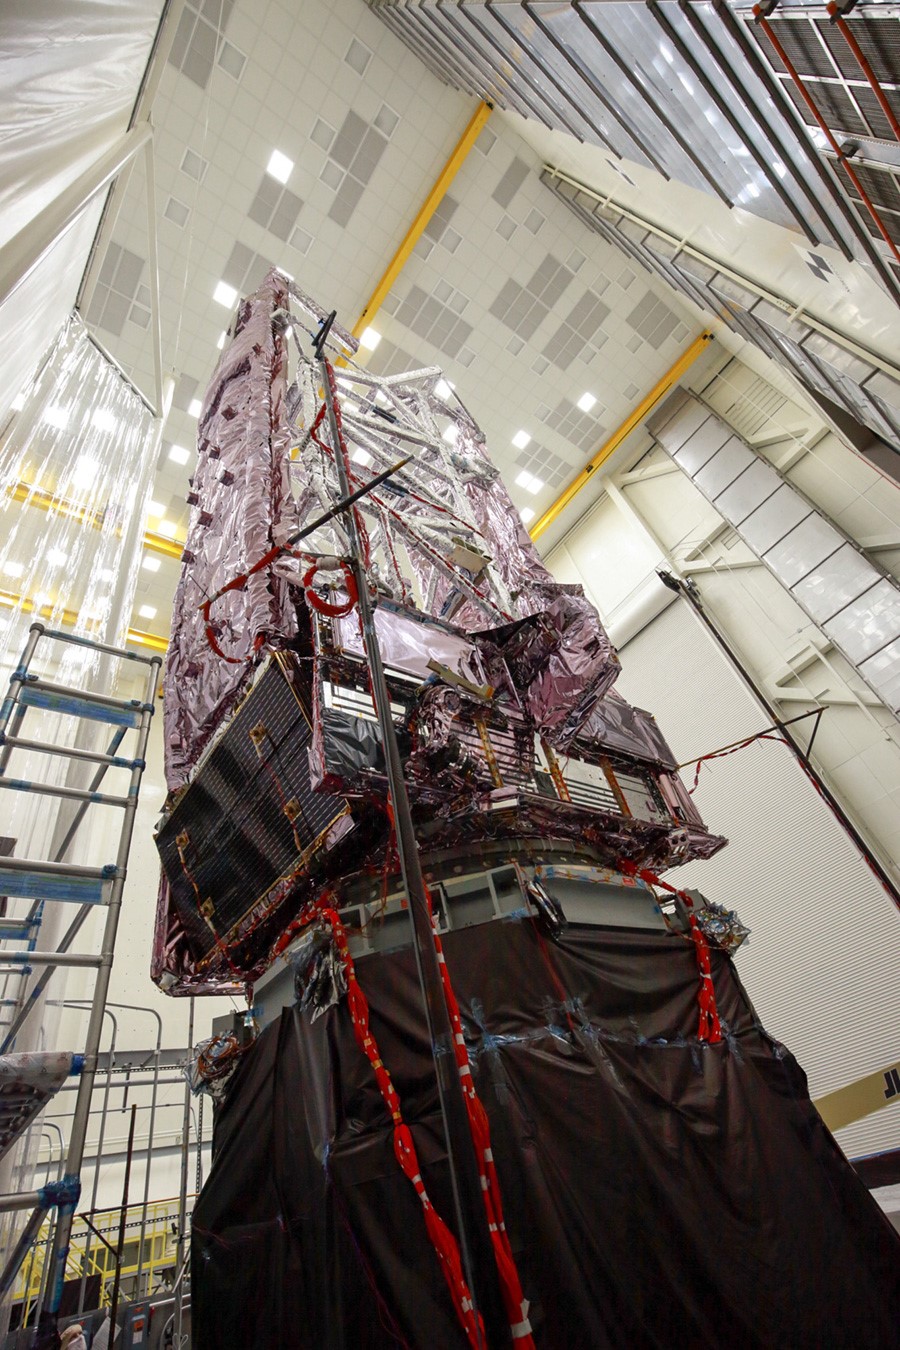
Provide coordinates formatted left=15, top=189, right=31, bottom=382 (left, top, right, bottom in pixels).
left=0, top=1, right=162, bottom=416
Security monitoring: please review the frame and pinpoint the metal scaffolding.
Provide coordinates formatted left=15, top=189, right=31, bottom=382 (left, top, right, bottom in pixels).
left=0, top=622, right=160, bottom=1321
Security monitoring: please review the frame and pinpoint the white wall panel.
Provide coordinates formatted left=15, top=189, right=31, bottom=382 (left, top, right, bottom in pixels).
left=613, top=601, right=900, bottom=1160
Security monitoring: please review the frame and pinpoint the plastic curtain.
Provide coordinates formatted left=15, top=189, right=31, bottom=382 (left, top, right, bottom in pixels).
left=0, top=312, right=157, bottom=1311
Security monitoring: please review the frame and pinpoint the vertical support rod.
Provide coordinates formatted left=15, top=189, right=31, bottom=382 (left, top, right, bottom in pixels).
left=135, top=1013, right=163, bottom=1296
left=108, top=1103, right=137, bottom=1339
left=143, top=139, right=165, bottom=420
left=76, top=1009, right=117, bottom=1314
left=318, top=352, right=508, bottom=1347
left=172, top=996, right=194, bottom=1350
left=44, top=654, right=161, bottom=1316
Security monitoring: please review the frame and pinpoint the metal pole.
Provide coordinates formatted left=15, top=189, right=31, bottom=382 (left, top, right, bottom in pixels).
left=108, top=1103, right=137, bottom=1338
left=317, top=343, right=508, bottom=1346
left=0, top=123, right=153, bottom=311
left=659, top=571, right=900, bottom=912
left=72, top=1008, right=116, bottom=1315
left=143, top=139, right=165, bottom=419
left=172, top=998, right=194, bottom=1350
left=43, top=655, right=161, bottom=1318
left=0, top=1205, right=47, bottom=1300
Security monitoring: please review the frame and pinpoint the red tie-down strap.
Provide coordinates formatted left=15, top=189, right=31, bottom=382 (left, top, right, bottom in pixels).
left=618, top=860, right=722, bottom=1045
left=302, top=560, right=358, bottom=618
left=318, top=906, right=486, bottom=1349
left=425, top=892, right=535, bottom=1349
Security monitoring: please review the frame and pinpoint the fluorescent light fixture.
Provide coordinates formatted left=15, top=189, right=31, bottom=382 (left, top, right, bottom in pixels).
left=217, top=331, right=227, bottom=350
left=46, top=548, right=68, bottom=567
left=168, top=444, right=190, bottom=465
left=156, top=519, right=178, bottom=539
left=577, top=392, right=597, bottom=413
left=359, top=326, right=381, bottom=351
left=442, top=424, right=459, bottom=444
left=515, top=469, right=544, bottom=495
left=11, top=392, right=25, bottom=412
left=42, top=405, right=69, bottom=430
left=146, top=499, right=164, bottom=517
left=351, top=447, right=374, bottom=467
left=213, top=280, right=237, bottom=308
left=512, top=430, right=531, bottom=450
left=519, top=506, right=535, bottom=524
left=1, top=561, right=24, bottom=578
left=142, top=555, right=161, bottom=573
left=92, top=409, right=118, bottom=434
left=138, top=604, right=157, bottom=620
left=267, top=149, right=294, bottom=184
left=70, top=455, right=99, bottom=490
left=188, top=398, right=203, bottom=418
left=435, top=378, right=454, bottom=400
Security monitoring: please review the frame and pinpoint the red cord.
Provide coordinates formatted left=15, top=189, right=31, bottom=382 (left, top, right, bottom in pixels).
left=619, top=860, right=722, bottom=1044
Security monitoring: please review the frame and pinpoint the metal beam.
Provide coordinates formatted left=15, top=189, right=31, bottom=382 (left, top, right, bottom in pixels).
left=530, top=331, right=715, bottom=541
left=543, top=164, right=900, bottom=380
left=0, top=123, right=153, bottom=312
left=351, top=99, right=492, bottom=338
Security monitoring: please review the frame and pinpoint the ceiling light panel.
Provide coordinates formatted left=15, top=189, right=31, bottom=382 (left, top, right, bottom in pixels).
left=267, top=149, right=294, bottom=184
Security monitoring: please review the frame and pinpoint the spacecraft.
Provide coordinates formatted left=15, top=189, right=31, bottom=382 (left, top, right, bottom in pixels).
left=153, top=273, right=900, bottom=1349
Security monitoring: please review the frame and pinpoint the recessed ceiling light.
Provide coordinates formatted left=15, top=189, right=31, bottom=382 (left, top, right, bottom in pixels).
left=1, top=561, right=24, bottom=578
left=92, top=409, right=118, bottom=433
left=11, top=392, right=26, bottom=412
left=146, top=500, right=164, bottom=517
left=46, top=548, right=68, bottom=566
left=267, top=149, right=294, bottom=184
left=519, top=506, right=535, bottom=524
left=33, top=592, right=53, bottom=611
left=442, top=424, right=459, bottom=444
left=512, top=430, right=531, bottom=450
left=42, top=405, right=69, bottom=430
left=216, top=331, right=227, bottom=350
left=98, top=567, right=116, bottom=583
left=351, top=447, right=373, bottom=467
left=213, top=280, right=237, bottom=308
left=435, top=378, right=454, bottom=400
left=138, top=604, right=157, bottom=620
left=168, top=444, right=190, bottom=465
left=359, top=326, right=381, bottom=351
left=142, top=555, right=161, bottom=572
left=577, top=392, right=597, bottom=413
left=156, top=520, right=178, bottom=539
left=188, top=399, right=203, bottom=418
left=515, top=469, right=544, bottom=495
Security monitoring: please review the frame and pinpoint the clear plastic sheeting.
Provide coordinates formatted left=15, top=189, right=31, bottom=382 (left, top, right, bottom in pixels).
left=0, top=312, right=156, bottom=1279
left=0, top=1052, right=79, bottom=1164
left=0, top=0, right=161, bottom=423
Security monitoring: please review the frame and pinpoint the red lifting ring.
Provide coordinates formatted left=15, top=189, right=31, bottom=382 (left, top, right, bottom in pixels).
left=302, top=560, right=358, bottom=617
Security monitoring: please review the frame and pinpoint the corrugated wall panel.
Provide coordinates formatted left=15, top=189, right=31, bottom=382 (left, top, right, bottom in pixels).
left=613, top=601, right=900, bottom=1160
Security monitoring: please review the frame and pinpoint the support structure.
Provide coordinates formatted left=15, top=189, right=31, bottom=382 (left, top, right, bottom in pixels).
left=0, top=624, right=160, bottom=1320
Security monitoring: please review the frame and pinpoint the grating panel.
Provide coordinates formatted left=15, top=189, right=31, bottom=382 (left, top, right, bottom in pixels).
left=157, top=655, right=347, bottom=962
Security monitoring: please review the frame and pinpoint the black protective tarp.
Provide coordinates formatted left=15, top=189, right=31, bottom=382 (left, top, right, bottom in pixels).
left=192, top=919, right=900, bottom=1349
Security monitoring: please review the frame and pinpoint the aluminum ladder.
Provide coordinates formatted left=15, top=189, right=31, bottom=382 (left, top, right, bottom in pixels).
left=0, top=622, right=162, bottom=1317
